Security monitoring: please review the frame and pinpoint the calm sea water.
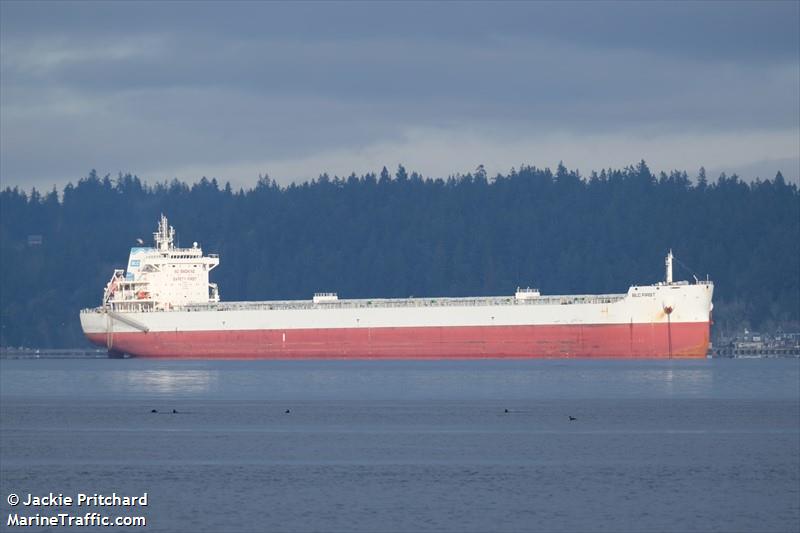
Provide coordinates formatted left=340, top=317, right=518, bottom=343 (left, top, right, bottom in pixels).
left=1, top=358, right=798, bottom=532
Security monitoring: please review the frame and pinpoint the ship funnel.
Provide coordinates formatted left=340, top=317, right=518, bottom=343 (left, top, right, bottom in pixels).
left=154, top=214, right=175, bottom=251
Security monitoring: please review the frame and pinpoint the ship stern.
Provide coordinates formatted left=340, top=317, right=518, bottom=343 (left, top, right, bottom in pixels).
left=79, top=309, right=108, bottom=349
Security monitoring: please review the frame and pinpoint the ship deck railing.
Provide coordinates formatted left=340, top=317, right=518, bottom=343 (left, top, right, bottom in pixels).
left=187, top=293, right=624, bottom=312
left=82, top=293, right=628, bottom=314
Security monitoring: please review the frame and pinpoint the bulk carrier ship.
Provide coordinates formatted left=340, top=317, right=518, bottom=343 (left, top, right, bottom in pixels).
left=80, top=215, right=714, bottom=359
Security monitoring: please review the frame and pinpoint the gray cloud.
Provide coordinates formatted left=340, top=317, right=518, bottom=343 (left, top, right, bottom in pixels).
left=1, top=1, right=798, bottom=190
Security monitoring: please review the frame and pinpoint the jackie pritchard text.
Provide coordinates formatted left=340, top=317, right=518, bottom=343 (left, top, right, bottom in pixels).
left=8, top=492, right=148, bottom=507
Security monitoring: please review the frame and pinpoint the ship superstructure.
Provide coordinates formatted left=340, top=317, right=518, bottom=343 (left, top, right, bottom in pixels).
left=81, top=216, right=714, bottom=359
left=101, top=214, right=219, bottom=313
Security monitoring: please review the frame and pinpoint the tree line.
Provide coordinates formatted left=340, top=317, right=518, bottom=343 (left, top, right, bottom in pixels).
left=1, top=161, right=798, bottom=347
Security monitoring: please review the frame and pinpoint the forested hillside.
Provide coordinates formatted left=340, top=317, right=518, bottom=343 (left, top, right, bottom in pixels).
left=1, top=161, right=798, bottom=347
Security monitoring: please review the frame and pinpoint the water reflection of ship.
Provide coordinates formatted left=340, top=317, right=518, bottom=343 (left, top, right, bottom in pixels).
left=111, top=369, right=218, bottom=394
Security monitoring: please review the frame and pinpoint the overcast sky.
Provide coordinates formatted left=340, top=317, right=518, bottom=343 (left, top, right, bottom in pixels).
left=1, top=1, right=798, bottom=190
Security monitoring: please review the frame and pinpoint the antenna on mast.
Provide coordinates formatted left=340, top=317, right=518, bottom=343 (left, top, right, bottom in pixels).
left=665, top=249, right=673, bottom=284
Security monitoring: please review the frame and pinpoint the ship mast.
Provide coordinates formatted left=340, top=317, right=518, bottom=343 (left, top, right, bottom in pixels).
left=665, top=249, right=673, bottom=284
left=154, top=214, right=175, bottom=251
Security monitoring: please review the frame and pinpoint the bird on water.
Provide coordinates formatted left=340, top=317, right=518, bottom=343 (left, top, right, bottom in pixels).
left=569, top=416, right=577, bottom=421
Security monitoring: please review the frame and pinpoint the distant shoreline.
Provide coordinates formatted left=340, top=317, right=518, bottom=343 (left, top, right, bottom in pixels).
left=0, top=348, right=108, bottom=359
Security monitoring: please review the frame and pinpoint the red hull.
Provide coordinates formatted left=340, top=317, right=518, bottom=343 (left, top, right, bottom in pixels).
left=87, top=322, right=710, bottom=359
